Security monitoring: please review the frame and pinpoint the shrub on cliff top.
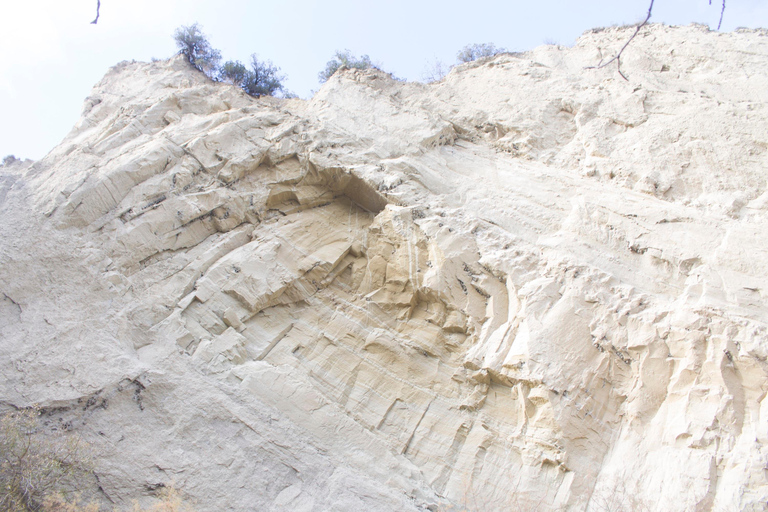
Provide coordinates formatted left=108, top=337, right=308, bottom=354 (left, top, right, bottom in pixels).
left=318, top=50, right=373, bottom=83
left=243, top=55, right=285, bottom=97
left=219, top=60, right=249, bottom=88
left=219, top=56, right=285, bottom=97
left=174, top=25, right=286, bottom=97
left=173, top=24, right=221, bottom=77
left=456, top=43, right=507, bottom=63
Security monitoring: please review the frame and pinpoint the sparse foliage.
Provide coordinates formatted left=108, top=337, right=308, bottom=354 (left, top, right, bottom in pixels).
left=318, top=50, right=373, bottom=83
left=172, top=25, right=285, bottom=97
left=0, top=408, right=91, bottom=512
left=0, top=408, right=194, bottom=512
left=456, top=43, right=507, bottom=63
left=44, top=494, right=100, bottom=512
left=243, top=55, right=285, bottom=97
left=219, top=61, right=249, bottom=88
left=422, top=59, right=450, bottom=83
left=421, top=42, right=506, bottom=84
left=219, top=57, right=285, bottom=97
left=173, top=24, right=221, bottom=77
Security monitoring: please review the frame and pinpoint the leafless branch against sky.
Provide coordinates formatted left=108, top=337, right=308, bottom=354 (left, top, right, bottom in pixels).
left=710, top=0, right=726, bottom=30
left=588, top=0, right=726, bottom=80
left=91, top=0, right=101, bottom=24
left=586, top=0, right=655, bottom=80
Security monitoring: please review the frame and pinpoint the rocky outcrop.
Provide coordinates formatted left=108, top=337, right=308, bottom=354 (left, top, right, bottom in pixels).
left=1, top=24, right=768, bottom=511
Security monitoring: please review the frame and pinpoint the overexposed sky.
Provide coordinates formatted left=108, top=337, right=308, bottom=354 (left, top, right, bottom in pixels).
left=1, top=0, right=767, bottom=160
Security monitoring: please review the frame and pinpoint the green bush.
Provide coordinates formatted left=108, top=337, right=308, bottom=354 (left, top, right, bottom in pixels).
left=318, top=50, right=373, bottom=83
left=243, top=55, right=285, bottom=97
left=173, top=24, right=221, bottom=77
left=456, top=43, right=506, bottom=63
left=219, top=56, right=285, bottom=97
left=173, top=25, right=285, bottom=97
left=219, top=61, right=249, bottom=87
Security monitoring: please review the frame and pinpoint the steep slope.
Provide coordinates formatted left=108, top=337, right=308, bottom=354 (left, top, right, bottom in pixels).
left=1, top=24, right=768, bottom=511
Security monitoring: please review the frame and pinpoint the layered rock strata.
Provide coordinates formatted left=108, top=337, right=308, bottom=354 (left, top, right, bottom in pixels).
left=1, top=24, right=768, bottom=511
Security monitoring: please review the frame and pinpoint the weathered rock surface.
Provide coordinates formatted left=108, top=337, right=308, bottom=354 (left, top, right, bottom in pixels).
left=2, top=24, right=768, bottom=511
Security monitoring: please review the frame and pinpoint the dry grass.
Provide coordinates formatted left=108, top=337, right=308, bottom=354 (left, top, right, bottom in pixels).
left=0, top=407, right=91, bottom=512
left=1, top=407, right=194, bottom=512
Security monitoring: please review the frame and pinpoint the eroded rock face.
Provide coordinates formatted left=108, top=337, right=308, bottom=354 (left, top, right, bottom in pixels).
left=2, top=24, right=768, bottom=511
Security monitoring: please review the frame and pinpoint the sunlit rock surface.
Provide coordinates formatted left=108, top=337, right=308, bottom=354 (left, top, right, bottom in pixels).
left=2, top=24, right=768, bottom=511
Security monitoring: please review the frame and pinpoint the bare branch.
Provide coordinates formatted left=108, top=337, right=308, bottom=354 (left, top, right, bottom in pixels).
left=586, top=0, right=655, bottom=81
left=587, top=0, right=727, bottom=80
left=709, top=0, right=727, bottom=30
left=90, top=0, right=101, bottom=24
left=718, top=0, right=726, bottom=30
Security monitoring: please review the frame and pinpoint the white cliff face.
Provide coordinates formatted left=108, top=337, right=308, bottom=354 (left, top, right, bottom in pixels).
left=1, top=23, right=768, bottom=511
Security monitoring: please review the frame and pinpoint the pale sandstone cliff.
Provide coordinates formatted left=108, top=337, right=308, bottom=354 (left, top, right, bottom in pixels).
left=1, top=24, right=768, bottom=511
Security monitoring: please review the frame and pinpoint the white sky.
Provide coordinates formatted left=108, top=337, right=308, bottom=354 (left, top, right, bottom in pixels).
left=1, top=0, right=767, bottom=160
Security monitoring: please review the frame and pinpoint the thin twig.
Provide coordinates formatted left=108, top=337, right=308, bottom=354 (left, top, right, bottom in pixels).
left=718, top=0, right=726, bottom=30
left=90, top=0, right=101, bottom=24
left=586, top=0, right=655, bottom=81
left=710, top=0, right=726, bottom=30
